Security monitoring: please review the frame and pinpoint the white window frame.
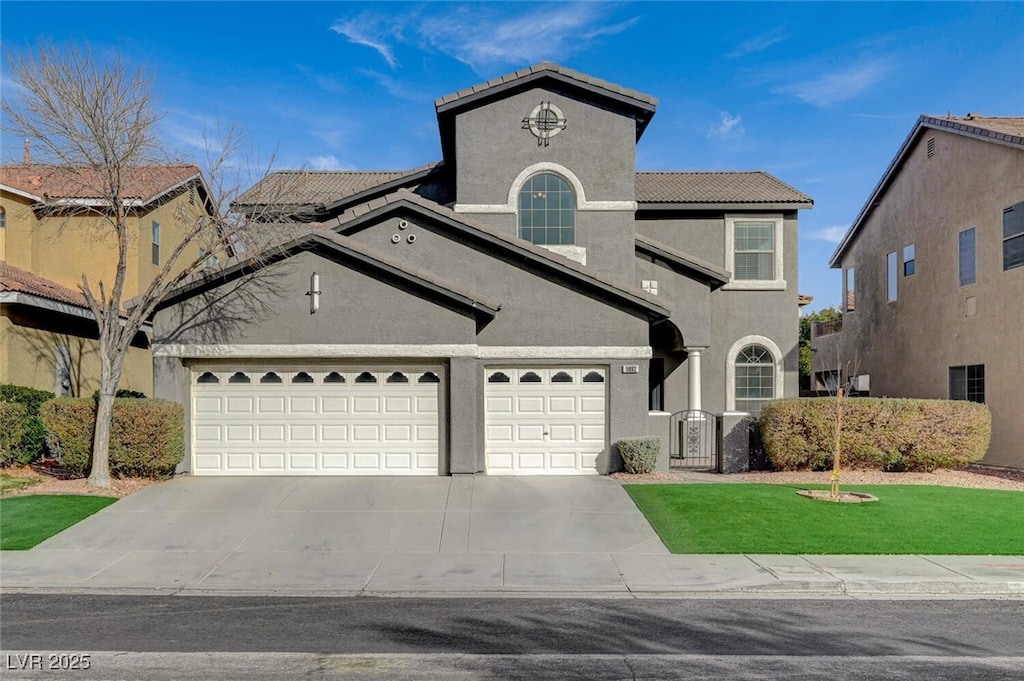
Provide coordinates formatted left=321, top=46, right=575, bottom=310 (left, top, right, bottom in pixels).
left=725, top=335, right=784, bottom=412
left=152, top=220, right=161, bottom=265
left=723, top=215, right=786, bottom=291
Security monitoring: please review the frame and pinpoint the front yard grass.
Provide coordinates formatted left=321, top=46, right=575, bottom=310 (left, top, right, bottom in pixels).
left=1, top=473, right=40, bottom=495
left=0, top=495, right=117, bottom=550
left=625, top=484, right=1024, bottom=555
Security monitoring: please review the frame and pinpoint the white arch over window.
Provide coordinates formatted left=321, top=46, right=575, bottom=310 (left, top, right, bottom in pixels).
left=453, top=161, right=636, bottom=214
left=725, top=334, right=784, bottom=413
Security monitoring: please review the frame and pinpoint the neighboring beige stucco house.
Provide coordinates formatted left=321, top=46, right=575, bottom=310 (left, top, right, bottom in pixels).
left=0, top=163, right=211, bottom=396
left=813, top=114, right=1024, bottom=469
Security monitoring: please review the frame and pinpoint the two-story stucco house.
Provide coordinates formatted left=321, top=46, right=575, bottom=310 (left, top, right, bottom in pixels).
left=813, top=114, right=1024, bottom=470
left=0, top=162, right=212, bottom=396
left=151, top=63, right=812, bottom=477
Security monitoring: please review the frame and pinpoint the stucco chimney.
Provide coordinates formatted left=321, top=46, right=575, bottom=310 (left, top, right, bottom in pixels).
left=23, top=139, right=30, bottom=164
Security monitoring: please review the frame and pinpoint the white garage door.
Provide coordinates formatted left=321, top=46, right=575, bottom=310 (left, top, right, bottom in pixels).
left=191, top=366, right=442, bottom=475
left=485, top=367, right=607, bottom=475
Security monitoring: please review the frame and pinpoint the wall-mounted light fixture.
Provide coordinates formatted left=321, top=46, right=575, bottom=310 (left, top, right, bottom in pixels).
left=306, top=272, right=321, bottom=314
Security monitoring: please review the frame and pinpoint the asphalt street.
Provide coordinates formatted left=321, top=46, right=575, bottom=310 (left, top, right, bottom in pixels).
left=2, top=595, right=1022, bottom=679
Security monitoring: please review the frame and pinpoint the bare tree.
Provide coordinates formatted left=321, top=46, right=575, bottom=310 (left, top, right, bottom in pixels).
left=3, top=45, right=285, bottom=488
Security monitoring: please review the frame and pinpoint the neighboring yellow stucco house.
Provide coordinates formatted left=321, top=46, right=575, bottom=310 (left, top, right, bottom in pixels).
left=0, top=163, right=212, bottom=396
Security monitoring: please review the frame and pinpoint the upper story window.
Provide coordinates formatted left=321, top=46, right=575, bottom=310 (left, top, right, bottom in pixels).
left=1004, top=201, right=1024, bottom=271
left=959, top=228, right=976, bottom=286
left=724, top=216, right=786, bottom=290
left=903, top=244, right=916, bottom=276
left=843, top=268, right=856, bottom=311
left=886, top=251, right=898, bottom=302
left=518, top=173, right=574, bottom=245
left=0, top=206, right=6, bottom=229
left=151, top=221, right=161, bottom=265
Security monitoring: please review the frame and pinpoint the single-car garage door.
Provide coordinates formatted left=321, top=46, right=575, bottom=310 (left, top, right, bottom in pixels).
left=191, top=366, right=442, bottom=475
left=485, top=366, right=607, bottom=475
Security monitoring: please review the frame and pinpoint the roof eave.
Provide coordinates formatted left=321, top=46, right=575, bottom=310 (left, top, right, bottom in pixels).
left=637, top=201, right=812, bottom=212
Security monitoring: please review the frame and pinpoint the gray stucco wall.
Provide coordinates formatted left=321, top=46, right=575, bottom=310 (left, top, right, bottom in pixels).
left=452, top=87, right=638, bottom=283
left=636, top=213, right=801, bottom=415
left=817, top=131, right=1024, bottom=468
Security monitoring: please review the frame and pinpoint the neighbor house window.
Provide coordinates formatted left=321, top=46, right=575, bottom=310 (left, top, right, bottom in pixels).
left=0, top=206, right=6, bottom=229
left=843, top=268, right=856, bottom=311
left=903, top=244, right=915, bottom=276
left=949, top=364, right=985, bottom=403
left=734, top=344, right=775, bottom=416
left=518, top=173, right=574, bottom=245
left=1004, top=201, right=1024, bottom=271
left=724, top=216, right=785, bottom=290
left=151, top=221, right=161, bottom=265
left=959, top=228, right=976, bottom=286
left=886, top=251, right=898, bottom=301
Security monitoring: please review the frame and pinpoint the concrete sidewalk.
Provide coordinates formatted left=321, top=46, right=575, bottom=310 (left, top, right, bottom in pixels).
left=1, top=476, right=1022, bottom=598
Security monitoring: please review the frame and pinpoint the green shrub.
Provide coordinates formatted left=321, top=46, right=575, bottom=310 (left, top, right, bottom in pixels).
left=0, top=384, right=55, bottom=464
left=760, top=398, right=991, bottom=472
left=0, top=402, right=28, bottom=466
left=617, top=436, right=661, bottom=474
left=40, top=398, right=184, bottom=479
left=91, top=388, right=147, bottom=400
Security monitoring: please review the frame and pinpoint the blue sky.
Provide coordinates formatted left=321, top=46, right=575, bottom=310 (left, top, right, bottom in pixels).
left=3, top=1, right=1023, bottom=310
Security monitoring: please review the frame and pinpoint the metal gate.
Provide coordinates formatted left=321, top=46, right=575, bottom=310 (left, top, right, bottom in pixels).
left=669, top=410, right=719, bottom=470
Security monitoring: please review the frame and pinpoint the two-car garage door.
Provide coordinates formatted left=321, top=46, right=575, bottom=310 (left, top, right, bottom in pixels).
left=191, top=367, right=442, bottom=475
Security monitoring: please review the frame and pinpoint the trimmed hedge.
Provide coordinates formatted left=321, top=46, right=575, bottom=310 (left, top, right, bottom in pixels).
left=0, top=402, right=28, bottom=466
left=759, top=398, right=991, bottom=472
left=0, top=384, right=55, bottom=464
left=617, top=436, right=661, bottom=474
left=40, top=398, right=185, bottom=478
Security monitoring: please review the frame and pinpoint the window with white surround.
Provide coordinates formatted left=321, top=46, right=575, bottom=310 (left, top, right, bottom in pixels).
left=903, top=244, right=915, bottom=276
left=1004, top=201, right=1024, bottom=271
left=724, top=215, right=785, bottom=290
left=518, top=173, right=575, bottom=245
left=725, top=335, right=783, bottom=414
left=959, top=228, right=976, bottom=286
left=151, top=221, right=161, bottom=265
left=843, top=268, right=856, bottom=311
left=886, top=251, right=898, bottom=301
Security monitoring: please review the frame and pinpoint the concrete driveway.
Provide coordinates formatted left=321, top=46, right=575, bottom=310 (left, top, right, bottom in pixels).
left=1, top=476, right=670, bottom=594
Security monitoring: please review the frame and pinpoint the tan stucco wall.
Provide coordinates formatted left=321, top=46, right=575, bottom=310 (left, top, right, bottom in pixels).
left=818, top=130, right=1024, bottom=468
left=1, top=306, right=152, bottom=396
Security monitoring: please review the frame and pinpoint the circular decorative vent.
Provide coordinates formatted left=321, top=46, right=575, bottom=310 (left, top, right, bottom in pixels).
left=522, top=101, right=567, bottom=146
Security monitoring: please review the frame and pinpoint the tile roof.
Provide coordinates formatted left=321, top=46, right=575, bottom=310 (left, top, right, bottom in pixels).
left=0, top=164, right=201, bottom=204
left=636, top=171, right=813, bottom=206
left=923, top=115, right=1024, bottom=148
left=0, top=260, right=89, bottom=310
left=234, top=163, right=440, bottom=209
left=435, top=61, right=658, bottom=110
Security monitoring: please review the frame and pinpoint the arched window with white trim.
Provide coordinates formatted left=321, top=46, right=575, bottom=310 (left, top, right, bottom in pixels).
left=518, top=173, right=575, bottom=245
left=725, top=335, right=783, bottom=416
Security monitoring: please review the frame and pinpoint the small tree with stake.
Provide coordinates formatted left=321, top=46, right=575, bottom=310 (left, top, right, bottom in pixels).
left=3, top=44, right=285, bottom=488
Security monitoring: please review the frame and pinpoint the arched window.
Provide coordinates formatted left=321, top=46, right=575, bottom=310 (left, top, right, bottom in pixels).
left=734, top=344, right=774, bottom=416
left=518, top=173, right=574, bottom=245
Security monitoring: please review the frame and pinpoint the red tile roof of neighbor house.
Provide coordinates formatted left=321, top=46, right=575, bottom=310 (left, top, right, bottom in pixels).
left=234, top=163, right=440, bottom=208
left=0, top=164, right=202, bottom=204
left=926, top=114, right=1024, bottom=147
left=0, top=260, right=89, bottom=309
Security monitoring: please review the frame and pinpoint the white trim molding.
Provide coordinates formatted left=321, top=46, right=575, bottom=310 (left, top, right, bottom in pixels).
left=722, top=214, right=787, bottom=291
left=724, top=334, right=784, bottom=412
left=155, top=344, right=653, bottom=360
left=454, top=162, right=636, bottom=214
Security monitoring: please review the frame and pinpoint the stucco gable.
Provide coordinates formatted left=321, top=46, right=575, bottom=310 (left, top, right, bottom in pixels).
left=151, top=228, right=501, bottom=321
left=329, top=189, right=670, bottom=322
left=634, top=234, right=731, bottom=289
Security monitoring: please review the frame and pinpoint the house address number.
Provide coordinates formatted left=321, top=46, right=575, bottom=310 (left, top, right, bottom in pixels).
left=622, top=365, right=640, bottom=374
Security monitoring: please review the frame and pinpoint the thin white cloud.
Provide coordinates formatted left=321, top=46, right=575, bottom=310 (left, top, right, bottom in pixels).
left=707, top=112, right=745, bottom=141
left=357, top=69, right=426, bottom=102
left=773, top=58, right=893, bottom=106
left=330, top=4, right=639, bottom=73
left=331, top=16, right=399, bottom=68
left=729, top=28, right=790, bottom=58
left=307, top=155, right=351, bottom=171
left=810, top=225, right=849, bottom=243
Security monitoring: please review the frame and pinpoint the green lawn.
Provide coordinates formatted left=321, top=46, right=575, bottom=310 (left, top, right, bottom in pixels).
left=0, top=495, right=117, bottom=550
left=0, top=473, right=40, bottom=494
left=625, top=484, right=1024, bottom=555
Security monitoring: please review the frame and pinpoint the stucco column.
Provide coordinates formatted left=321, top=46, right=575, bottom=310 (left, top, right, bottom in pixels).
left=685, top=347, right=703, bottom=412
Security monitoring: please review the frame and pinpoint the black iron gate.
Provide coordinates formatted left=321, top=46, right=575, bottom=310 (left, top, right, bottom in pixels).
left=669, top=410, right=719, bottom=470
